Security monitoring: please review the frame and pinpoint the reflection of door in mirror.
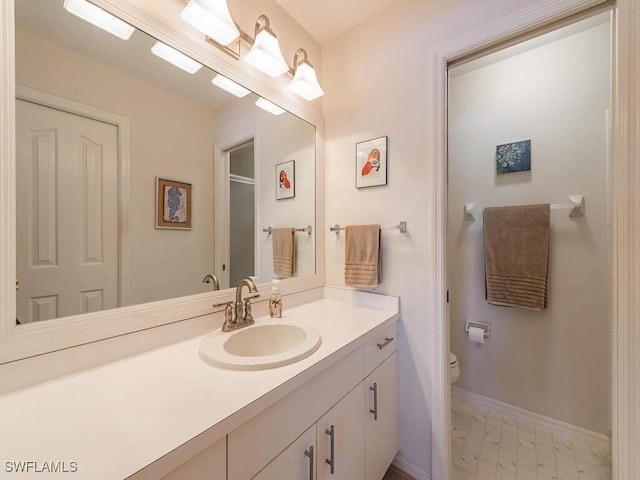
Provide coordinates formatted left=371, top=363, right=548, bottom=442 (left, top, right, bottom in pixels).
left=229, top=142, right=255, bottom=286
left=16, top=99, right=119, bottom=323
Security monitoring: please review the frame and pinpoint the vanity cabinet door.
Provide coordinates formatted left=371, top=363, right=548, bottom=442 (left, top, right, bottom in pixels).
left=159, top=437, right=226, bottom=480
left=364, top=352, right=398, bottom=480
left=228, top=348, right=363, bottom=480
left=252, top=424, right=316, bottom=480
left=317, top=382, right=365, bottom=480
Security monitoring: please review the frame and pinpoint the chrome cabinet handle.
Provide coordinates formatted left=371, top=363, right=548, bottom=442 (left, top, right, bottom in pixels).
left=305, top=445, right=314, bottom=480
left=370, top=382, right=378, bottom=421
left=377, top=337, right=394, bottom=350
left=325, top=425, right=335, bottom=474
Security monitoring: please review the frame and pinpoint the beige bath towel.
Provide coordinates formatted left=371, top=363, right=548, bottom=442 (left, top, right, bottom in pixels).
left=273, top=227, right=295, bottom=277
left=345, top=224, right=381, bottom=288
left=484, top=204, right=550, bottom=310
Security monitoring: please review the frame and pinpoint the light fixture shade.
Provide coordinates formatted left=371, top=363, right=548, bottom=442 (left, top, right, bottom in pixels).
left=212, top=74, right=250, bottom=97
left=180, top=0, right=239, bottom=46
left=151, top=42, right=203, bottom=74
left=255, top=98, right=285, bottom=115
left=244, top=30, right=289, bottom=77
left=288, top=62, right=324, bottom=101
left=63, top=0, right=134, bottom=40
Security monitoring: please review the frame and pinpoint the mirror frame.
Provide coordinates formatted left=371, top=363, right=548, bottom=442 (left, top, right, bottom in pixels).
left=0, top=0, right=325, bottom=364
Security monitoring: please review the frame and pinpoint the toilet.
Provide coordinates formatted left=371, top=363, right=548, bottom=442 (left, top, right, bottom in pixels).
left=449, top=352, right=460, bottom=384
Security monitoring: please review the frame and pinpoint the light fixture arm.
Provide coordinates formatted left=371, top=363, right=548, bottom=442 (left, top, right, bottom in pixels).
left=205, top=14, right=306, bottom=76
left=293, top=48, right=311, bottom=70
left=254, top=14, right=274, bottom=37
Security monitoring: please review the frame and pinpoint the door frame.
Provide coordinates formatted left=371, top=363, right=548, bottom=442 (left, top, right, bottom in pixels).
left=15, top=86, right=132, bottom=309
left=430, top=0, right=640, bottom=479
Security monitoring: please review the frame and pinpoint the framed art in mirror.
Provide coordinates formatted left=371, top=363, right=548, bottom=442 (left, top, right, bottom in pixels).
left=156, top=177, right=192, bottom=229
left=276, top=160, right=295, bottom=200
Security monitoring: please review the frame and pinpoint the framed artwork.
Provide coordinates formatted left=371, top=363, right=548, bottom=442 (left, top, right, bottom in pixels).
left=276, top=160, right=295, bottom=200
left=496, top=139, right=531, bottom=174
left=156, top=177, right=192, bottom=229
left=356, top=136, right=387, bottom=188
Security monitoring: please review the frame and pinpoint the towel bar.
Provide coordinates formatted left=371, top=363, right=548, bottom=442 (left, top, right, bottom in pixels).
left=263, top=225, right=312, bottom=235
left=330, top=221, right=407, bottom=234
left=464, top=195, right=584, bottom=221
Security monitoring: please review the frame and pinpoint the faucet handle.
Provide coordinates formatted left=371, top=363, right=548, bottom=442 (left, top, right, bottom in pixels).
left=213, top=301, right=235, bottom=329
left=213, top=300, right=233, bottom=309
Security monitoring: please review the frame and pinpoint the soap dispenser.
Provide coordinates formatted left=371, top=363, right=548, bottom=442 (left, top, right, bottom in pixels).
left=269, top=279, right=282, bottom=318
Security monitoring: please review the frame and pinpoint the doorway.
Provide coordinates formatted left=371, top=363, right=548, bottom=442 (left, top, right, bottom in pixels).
left=447, top=11, right=611, bottom=480
left=229, top=141, right=256, bottom=286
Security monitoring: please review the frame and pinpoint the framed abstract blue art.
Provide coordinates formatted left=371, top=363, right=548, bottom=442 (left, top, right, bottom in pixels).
left=496, top=139, right=531, bottom=175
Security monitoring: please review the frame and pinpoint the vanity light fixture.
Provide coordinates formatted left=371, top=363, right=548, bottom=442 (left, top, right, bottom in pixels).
left=243, top=15, right=289, bottom=78
left=180, top=0, right=240, bottom=46
left=63, top=0, right=134, bottom=40
left=189, top=10, right=325, bottom=101
left=255, top=97, right=285, bottom=115
left=287, top=48, right=324, bottom=101
left=211, top=74, right=251, bottom=97
left=151, top=41, right=203, bottom=74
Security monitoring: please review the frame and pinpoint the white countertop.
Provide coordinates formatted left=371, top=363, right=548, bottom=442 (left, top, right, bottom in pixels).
left=0, top=289, right=398, bottom=479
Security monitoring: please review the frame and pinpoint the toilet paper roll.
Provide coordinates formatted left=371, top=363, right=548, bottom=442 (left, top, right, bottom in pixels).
left=468, top=325, right=486, bottom=344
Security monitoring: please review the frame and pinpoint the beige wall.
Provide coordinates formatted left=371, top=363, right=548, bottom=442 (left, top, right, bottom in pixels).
left=321, top=0, right=547, bottom=475
left=16, top=28, right=216, bottom=305
left=449, top=19, right=610, bottom=433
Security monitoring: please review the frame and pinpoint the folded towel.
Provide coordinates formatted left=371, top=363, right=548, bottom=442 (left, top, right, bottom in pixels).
left=273, top=227, right=295, bottom=277
left=484, top=204, right=550, bottom=310
left=345, top=224, right=381, bottom=288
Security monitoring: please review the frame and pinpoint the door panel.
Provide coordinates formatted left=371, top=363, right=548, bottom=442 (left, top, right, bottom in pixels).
left=16, top=99, right=119, bottom=323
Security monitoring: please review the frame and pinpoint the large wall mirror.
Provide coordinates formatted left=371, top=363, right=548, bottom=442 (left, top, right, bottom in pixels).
left=0, top=0, right=321, bottom=362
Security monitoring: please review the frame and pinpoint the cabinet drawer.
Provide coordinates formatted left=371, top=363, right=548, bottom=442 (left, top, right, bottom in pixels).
left=364, top=323, right=397, bottom=377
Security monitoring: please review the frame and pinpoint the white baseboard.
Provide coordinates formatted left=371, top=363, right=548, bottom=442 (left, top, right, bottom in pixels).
left=451, top=386, right=610, bottom=451
left=392, top=454, right=431, bottom=480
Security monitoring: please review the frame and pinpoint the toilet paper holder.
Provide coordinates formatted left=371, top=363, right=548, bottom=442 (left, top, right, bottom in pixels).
left=465, top=321, right=490, bottom=340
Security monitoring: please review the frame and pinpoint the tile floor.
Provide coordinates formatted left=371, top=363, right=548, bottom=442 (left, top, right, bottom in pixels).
left=383, top=465, right=416, bottom=480
left=451, top=398, right=611, bottom=480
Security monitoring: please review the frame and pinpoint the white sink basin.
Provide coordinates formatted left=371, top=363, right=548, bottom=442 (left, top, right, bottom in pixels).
left=199, top=319, right=322, bottom=370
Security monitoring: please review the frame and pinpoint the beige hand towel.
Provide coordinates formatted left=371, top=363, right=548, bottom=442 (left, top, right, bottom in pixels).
left=345, top=224, right=381, bottom=288
left=273, top=227, right=295, bottom=277
left=484, top=204, right=550, bottom=310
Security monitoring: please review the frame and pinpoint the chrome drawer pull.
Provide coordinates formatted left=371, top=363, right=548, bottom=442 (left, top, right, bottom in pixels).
left=370, top=383, right=378, bottom=421
left=304, top=446, right=314, bottom=480
left=325, top=425, right=335, bottom=474
left=377, top=337, right=394, bottom=350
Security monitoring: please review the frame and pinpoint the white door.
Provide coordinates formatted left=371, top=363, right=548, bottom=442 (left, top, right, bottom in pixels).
left=16, top=99, right=119, bottom=323
left=365, top=352, right=399, bottom=480
left=316, top=382, right=365, bottom=480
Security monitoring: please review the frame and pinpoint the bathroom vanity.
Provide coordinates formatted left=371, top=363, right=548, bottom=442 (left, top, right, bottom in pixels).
left=0, top=288, right=399, bottom=479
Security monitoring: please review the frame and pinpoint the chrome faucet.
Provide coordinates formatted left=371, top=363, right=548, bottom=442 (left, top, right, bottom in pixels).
left=234, top=278, right=259, bottom=326
left=202, top=273, right=220, bottom=291
left=213, top=278, right=260, bottom=332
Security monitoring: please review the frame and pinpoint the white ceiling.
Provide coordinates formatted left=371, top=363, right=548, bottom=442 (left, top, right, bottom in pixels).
left=273, top=0, right=403, bottom=44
